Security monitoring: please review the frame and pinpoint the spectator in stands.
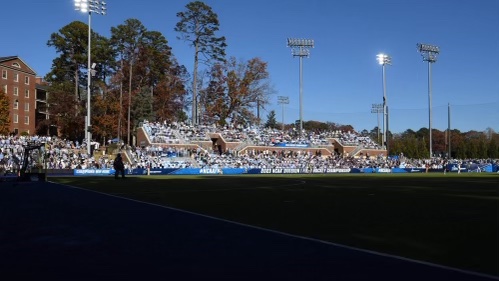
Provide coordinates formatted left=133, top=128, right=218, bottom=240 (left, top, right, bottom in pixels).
left=113, top=153, right=125, bottom=179
left=0, top=155, right=5, bottom=177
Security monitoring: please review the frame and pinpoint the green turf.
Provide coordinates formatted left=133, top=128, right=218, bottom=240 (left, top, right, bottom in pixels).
left=49, top=173, right=499, bottom=276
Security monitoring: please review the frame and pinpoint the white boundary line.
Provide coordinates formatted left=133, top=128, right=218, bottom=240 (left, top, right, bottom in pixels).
left=49, top=180, right=499, bottom=281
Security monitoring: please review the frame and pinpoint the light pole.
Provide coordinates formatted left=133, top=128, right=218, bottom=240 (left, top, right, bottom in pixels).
left=371, top=103, right=382, bottom=145
left=447, top=103, right=451, bottom=158
left=74, top=0, right=106, bottom=155
left=417, top=43, right=440, bottom=158
left=277, top=96, right=289, bottom=131
left=127, top=48, right=139, bottom=148
left=287, top=38, right=314, bottom=134
left=376, top=53, right=391, bottom=151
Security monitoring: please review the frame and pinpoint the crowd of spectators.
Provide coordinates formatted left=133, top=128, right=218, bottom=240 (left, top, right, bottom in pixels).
left=128, top=121, right=498, bottom=171
left=0, top=135, right=111, bottom=174
left=142, top=120, right=380, bottom=149
left=1, top=121, right=498, bottom=176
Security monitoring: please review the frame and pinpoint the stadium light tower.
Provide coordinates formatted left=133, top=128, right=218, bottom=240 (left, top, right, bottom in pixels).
left=277, top=96, right=289, bottom=131
left=287, top=38, right=314, bottom=134
left=74, top=0, right=106, bottom=156
left=376, top=53, right=391, bottom=151
left=417, top=43, right=440, bottom=158
left=371, top=103, right=383, bottom=145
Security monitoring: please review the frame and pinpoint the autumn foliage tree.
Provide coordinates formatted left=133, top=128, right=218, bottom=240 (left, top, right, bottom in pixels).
left=91, top=93, right=120, bottom=143
left=153, top=63, right=190, bottom=122
left=0, top=88, right=10, bottom=135
left=107, top=18, right=191, bottom=144
left=45, top=81, right=84, bottom=140
left=200, top=57, right=273, bottom=126
left=199, top=63, right=227, bottom=125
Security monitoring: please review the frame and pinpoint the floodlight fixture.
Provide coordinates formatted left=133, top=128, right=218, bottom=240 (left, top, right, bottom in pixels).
left=417, top=42, right=440, bottom=158
left=75, top=0, right=107, bottom=15
left=376, top=53, right=391, bottom=66
left=278, top=96, right=290, bottom=104
left=417, top=43, right=439, bottom=63
left=287, top=38, right=314, bottom=133
left=287, top=38, right=315, bottom=47
left=287, top=38, right=314, bottom=58
left=371, top=103, right=382, bottom=113
left=417, top=43, right=440, bottom=53
left=74, top=0, right=107, bottom=156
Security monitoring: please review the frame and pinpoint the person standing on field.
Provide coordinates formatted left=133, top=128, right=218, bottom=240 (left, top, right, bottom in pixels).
left=113, top=153, right=125, bottom=179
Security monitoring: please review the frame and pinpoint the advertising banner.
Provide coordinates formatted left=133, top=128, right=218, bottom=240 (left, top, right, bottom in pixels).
left=71, top=163, right=498, bottom=176
left=131, top=168, right=178, bottom=175
left=74, top=169, right=114, bottom=176
left=447, top=164, right=468, bottom=173
left=273, top=143, right=310, bottom=148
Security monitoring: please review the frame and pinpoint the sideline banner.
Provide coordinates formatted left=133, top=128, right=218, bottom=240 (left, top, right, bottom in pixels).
left=248, top=168, right=352, bottom=174
left=131, top=168, right=178, bottom=175
left=447, top=164, right=468, bottom=173
left=74, top=169, right=114, bottom=176
left=260, top=168, right=304, bottom=174
left=221, top=168, right=246, bottom=175
left=169, top=168, right=245, bottom=175
left=71, top=164, right=498, bottom=176
left=273, top=143, right=310, bottom=148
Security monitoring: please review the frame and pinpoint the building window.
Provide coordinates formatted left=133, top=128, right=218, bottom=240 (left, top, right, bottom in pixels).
left=24, top=103, right=29, bottom=111
left=14, top=73, right=19, bottom=82
left=25, top=89, right=29, bottom=98
left=12, top=63, right=20, bottom=68
left=13, top=87, right=18, bottom=96
left=2, top=85, right=6, bottom=94
left=24, top=116, right=29, bottom=125
left=13, top=100, right=19, bottom=109
left=25, top=76, right=29, bottom=85
left=1, top=70, right=6, bottom=79
left=13, top=114, right=18, bottom=123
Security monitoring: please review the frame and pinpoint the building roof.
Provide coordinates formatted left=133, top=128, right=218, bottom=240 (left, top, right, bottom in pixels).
left=0, top=55, right=37, bottom=75
left=0, top=56, right=18, bottom=62
left=36, top=83, right=50, bottom=91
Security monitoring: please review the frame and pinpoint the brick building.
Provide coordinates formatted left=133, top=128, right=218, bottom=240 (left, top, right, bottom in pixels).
left=0, top=56, right=53, bottom=136
left=0, top=56, right=37, bottom=135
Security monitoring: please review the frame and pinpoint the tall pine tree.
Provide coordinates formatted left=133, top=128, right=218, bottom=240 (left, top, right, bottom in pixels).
left=175, top=1, right=227, bottom=125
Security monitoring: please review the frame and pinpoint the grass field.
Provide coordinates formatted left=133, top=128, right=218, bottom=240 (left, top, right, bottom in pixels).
left=49, top=173, right=499, bottom=276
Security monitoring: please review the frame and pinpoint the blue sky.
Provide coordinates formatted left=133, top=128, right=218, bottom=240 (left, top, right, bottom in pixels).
left=2, top=0, right=498, bottom=134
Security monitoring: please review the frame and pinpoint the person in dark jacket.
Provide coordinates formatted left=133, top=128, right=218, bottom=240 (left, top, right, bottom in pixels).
left=113, top=153, right=125, bottom=179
